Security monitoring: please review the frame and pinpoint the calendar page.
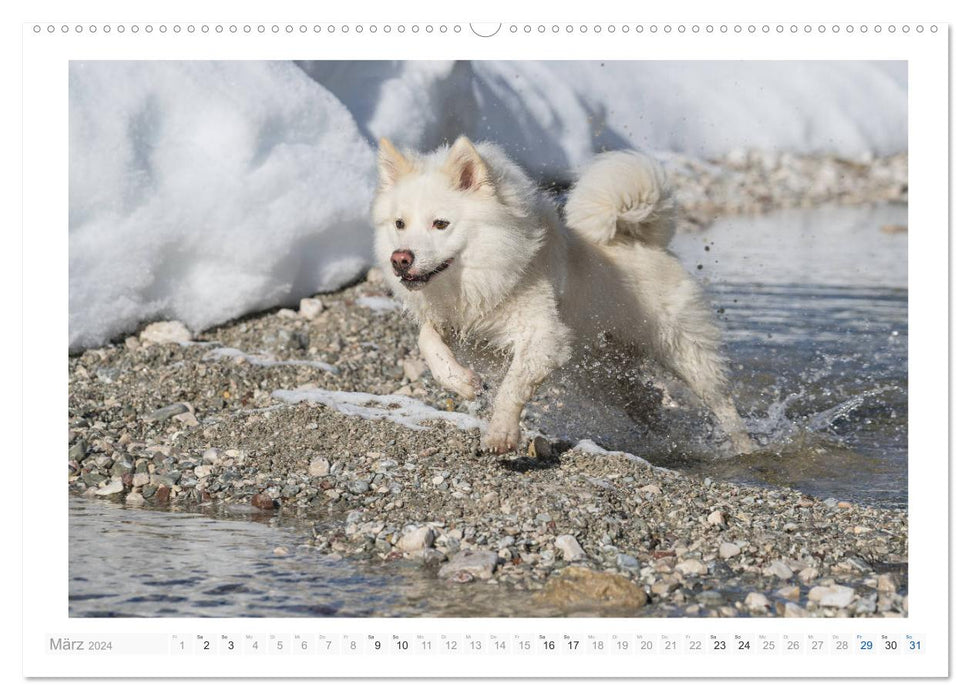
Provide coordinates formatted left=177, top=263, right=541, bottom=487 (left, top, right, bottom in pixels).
left=20, top=5, right=950, bottom=681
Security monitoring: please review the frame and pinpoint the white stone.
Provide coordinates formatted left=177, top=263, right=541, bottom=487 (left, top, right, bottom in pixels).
left=202, top=447, right=222, bottom=464
left=125, top=491, right=145, bottom=506
left=554, top=534, right=586, bottom=561
left=763, top=560, right=794, bottom=579
left=719, top=542, right=741, bottom=559
left=675, top=559, right=708, bottom=576
left=876, top=573, right=898, bottom=594
left=707, top=510, right=726, bottom=527
left=95, top=480, right=124, bottom=496
left=193, top=464, right=212, bottom=478
left=744, top=592, right=771, bottom=611
left=798, top=567, right=819, bottom=583
left=438, top=550, right=498, bottom=580
left=139, top=320, right=191, bottom=344
left=299, top=298, right=323, bottom=319
left=309, top=457, right=330, bottom=477
left=397, top=525, right=437, bottom=553
left=784, top=602, right=808, bottom=617
left=174, top=412, right=199, bottom=426
left=132, top=473, right=150, bottom=488
left=812, top=584, right=856, bottom=608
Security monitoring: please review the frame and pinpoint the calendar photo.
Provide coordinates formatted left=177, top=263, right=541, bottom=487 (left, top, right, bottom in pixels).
left=66, top=58, right=910, bottom=620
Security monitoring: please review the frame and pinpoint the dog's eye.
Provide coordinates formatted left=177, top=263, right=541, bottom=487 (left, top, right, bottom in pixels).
left=394, top=219, right=405, bottom=230
left=432, top=219, right=450, bottom=231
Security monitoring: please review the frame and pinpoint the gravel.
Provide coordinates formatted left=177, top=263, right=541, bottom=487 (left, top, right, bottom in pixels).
left=67, top=154, right=909, bottom=617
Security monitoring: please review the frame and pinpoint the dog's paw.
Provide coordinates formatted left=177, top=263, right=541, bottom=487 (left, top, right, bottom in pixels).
left=481, top=421, right=521, bottom=454
left=451, top=368, right=483, bottom=401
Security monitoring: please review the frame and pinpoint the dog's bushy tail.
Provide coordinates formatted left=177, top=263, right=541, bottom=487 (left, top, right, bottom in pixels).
left=563, top=151, right=676, bottom=248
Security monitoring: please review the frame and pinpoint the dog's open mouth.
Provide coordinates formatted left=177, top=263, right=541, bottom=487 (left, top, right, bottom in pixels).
left=398, top=259, right=453, bottom=290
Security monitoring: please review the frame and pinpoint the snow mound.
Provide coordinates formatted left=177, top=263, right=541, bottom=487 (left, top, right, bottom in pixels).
left=272, top=388, right=487, bottom=432
left=69, top=61, right=375, bottom=352
left=299, top=60, right=906, bottom=179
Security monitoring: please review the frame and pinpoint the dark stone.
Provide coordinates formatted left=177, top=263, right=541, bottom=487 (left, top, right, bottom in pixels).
left=251, top=493, right=277, bottom=510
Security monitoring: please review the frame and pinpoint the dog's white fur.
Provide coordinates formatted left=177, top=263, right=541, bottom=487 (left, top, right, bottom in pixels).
left=372, top=136, right=752, bottom=454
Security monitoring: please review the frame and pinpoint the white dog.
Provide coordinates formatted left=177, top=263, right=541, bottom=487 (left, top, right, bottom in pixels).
left=372, top=136, right=752, bottom=454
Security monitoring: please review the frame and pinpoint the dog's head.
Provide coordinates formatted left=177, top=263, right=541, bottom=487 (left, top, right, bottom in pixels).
left=371, top=136, right=500, bottom=293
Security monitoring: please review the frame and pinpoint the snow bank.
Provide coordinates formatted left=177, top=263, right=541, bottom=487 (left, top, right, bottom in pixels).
left=69, top=61, right=375, bottom=352
left=299, top=60, right=906, bottom=179
left=70, top=60, right=906, bottom=351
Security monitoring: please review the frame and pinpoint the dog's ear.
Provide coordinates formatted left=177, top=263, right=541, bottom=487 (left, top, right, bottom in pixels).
left=376, top=138, right=413, bottom=190
left=444, top=136, right=493, bottom=194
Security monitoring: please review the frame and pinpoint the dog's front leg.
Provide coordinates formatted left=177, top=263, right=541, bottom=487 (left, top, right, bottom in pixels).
left=482, top=323, right=572, bottom=454
left=418, top=323, right=482, bottom=400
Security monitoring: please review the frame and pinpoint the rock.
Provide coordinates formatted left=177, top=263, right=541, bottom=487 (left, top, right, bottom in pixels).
left=876, top=573, right=899, bottom=594
left=554, top=534, right=586, bottom=561
left=719, top=542, right=741, bottom=559
left=94, top=480, right=124, bottom=496
left=276, top=308, right=298, bottom=319
left=309, top=457, right=331, bottom=477
left=132, top=473, right=150, bottom=488
left=299, top=298, right=323, bottom=320
left=707, top=510, right=726, bottom=528
left=202, top=448, right=222, bottom=464
left=527, top=436, right=552, bottom=459
left=145, top=403, right=191, bottom=422
left=251, top=492, right=276, bottom=510
left=675, top=559, right=708, bottom=576
left=776, top=585, right=801, bottom=601
left=744, top=592, right=771, bottom=611
left=152, top=485, right=171, bottom=504
left=537, top=566, right=648, bottom=611
left=140, top=320, right=192, bottom=344
left=174, top=412, right=199, bottom=426
left=125, top=491, right=145, bottom=506
left=763, top=560, right=794, bottom=579
left=347, top=480, right=370, bottom=494
left=273, top=546, right=289, bottom=556
left=810, top=584, right=856, bottom=608
left=783, top=602, right=808, bottom=617
left=616, top=554, right=639, bottom=570
left=397, top=525, right=437, bottom=553
left=438, top=550, right=498, bottom=581
left=68, top=440, right=88, bottom=462
left=798, top=567, right=819, bottom=583
left=193, top=464, right=212, bottom=478
left=401, top=359, right=427, bottom=382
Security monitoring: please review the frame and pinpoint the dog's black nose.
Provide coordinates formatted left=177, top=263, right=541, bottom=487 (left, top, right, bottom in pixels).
left=391, top=249, right=414, bottom=275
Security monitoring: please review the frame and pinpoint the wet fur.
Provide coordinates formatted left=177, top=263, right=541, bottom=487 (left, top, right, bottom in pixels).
left=372, top=137, right=752, bottom=454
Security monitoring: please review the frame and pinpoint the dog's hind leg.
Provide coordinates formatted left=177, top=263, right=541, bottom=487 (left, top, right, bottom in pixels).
left=648, top=297, right=755, bottom=453
left=418, top=323, right=482, bottom=401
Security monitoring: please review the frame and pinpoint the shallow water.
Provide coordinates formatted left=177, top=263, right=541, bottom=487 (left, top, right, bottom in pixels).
left=69, top=498, right=549, bottom=618
left=531, top=203, right=907, bottom=507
